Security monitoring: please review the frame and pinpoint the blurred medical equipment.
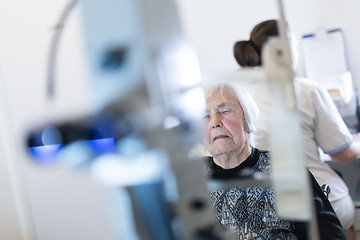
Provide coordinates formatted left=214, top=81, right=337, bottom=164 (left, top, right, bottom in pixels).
left=302, top=29, right=354, bottom=104
left=263, top=33, right=319, bottom=240
left=26, top=0, right=319, bottom=239
left=47, top=0, right=79, bottom=100
left=301, top=28, right=360, bottom=133
left=28, top=0, right=233, bottom=239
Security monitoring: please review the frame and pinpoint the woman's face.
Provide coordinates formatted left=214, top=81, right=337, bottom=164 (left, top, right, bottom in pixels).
left=202, top=87, right=249, bottom=157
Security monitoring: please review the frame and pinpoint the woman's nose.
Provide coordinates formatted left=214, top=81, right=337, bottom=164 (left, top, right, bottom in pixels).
left=210, top=115, right=223, bottom=128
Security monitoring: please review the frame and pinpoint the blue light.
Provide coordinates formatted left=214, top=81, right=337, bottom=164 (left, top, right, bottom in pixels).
left=28, top=138, right=115, bottom=165
left=28, top=144, right=63, bottom=165
left=85, top=138, right=116, bottom=155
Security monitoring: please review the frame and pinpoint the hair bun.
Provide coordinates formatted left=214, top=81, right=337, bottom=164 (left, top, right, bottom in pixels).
left=233, top=40, right=261, bottom=67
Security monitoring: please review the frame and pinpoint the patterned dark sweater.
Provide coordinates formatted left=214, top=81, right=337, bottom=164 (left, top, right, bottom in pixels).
left=205, top=148, right=298, bottom=240
left=204, top=147, right=346, bottom=240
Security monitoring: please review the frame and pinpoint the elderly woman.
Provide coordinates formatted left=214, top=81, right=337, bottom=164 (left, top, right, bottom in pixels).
left=202, top=82, right=346, bottom=240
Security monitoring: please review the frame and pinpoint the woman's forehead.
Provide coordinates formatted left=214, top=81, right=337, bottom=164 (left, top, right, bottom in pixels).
left=206, top=89, right=242, bottom=110
left=207, top=87, right=238, bottom=103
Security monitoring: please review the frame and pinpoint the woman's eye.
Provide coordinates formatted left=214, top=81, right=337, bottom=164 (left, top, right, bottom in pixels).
left=221, top=110, right=230, bottom=114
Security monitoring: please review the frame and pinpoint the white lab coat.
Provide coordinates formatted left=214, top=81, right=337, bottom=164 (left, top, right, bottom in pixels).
left=241, top=76, right=351, bottom=204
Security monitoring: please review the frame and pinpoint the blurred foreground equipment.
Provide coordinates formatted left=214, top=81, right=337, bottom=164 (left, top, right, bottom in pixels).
left=27, top=0, right=233, bottom=239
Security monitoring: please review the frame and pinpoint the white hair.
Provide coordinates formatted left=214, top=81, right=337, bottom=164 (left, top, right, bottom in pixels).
left=204, top=82, right=259, bottom=147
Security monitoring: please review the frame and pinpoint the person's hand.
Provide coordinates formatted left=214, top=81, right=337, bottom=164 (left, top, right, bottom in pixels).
left=353, top=133, right=360, bottom=143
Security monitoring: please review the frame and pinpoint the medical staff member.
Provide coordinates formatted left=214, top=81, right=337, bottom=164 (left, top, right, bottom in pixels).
left=233, top=19, right=360, bottom=240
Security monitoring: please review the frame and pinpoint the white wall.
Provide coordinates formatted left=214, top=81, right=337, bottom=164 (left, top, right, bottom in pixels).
left=1, top=0, right=360, bottom=239
left=176, top=0, right=279, bottom=73
left=176, top=0, right=360, bottom=92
